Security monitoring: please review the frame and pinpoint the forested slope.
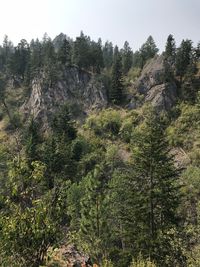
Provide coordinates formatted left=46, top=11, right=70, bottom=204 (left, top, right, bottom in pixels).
left=0, top=33, right=199, bottom=267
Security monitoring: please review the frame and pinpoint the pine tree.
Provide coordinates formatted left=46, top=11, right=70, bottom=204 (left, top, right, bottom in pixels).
left=51, top=104, right=77, bottom=141
left=79, top=167, right=109, bottom=264
left=121, top=41, right=133, bottom=75
left=72, top=31, right=91, bottom=69
left=103, top=41, right=113, bottom=69
left=134, top=110, right=180, bottom=263
left=164, top=34, right=176, bottom=64
left=30, top=38, right=43, bottom=76
left=175, top=39, right=193, bottom=81
left=24, top=118, right=42, bottom=164
left=2, top=35, right=13, bottom=71
left=109, top=108, right=181, bottom=265
left=89, top=39, right=104, bottom=73
left=57, top=38, right=71, bottom=65
left=8, top=39, right=30, bottom=79
left=140, top=36, right=159, bottom=68
left=110, top=47, right=124, bottom=104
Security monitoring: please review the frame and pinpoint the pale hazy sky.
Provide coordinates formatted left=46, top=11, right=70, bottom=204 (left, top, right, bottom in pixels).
left=0, top=0, right=199, bottom=51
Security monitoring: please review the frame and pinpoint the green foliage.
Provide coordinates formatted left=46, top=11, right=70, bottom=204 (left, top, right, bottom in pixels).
left=75, top=167, right=110, bottom=264
left=130, top=255, right=156, bottom=267
left=175, top=39, right=193, bottom=80
left=57, top=38, right=71, bottom=65
left=8, top=39, right=30, bottom=79
left=30, top=38, right=43, bottom=76
left=0, top=32, right=199, bottom=266
left=103, top=41, right=113, bottom=69
left=85, top=108, right=122, bottom=138
left=139, top=36, right=159, bottom=68
left=180, top=166, right=200, bottom=224
left=24, top=118, right=42, bottom=163
left=164, top=34, right=176, bottom=63
left=109, top=108, right=181, bottom=266
left=110, top=47, right=124, bottom=104
left=51, top=104, right=77, bottom=141
left=121, top=41, right=133, bottom=75
left=0, top=156, right=71, bottom=266
left=167, top=103, right=200, bottom=148
left=126, top=67, right=141, bottom=82
left=119, top=110, right=140, bottom=142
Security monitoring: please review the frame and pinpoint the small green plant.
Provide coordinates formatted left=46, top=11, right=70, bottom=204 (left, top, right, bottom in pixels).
left=130, top=255, right=156, bottom=267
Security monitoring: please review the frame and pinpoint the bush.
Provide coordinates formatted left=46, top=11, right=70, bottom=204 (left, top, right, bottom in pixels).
left=130, top=256, right=156, bottom=267
left=85, top=108, right=122, bottom=138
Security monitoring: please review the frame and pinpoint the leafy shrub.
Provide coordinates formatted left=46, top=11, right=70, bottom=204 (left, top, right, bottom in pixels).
left=85, top=108, right=122, bottom=138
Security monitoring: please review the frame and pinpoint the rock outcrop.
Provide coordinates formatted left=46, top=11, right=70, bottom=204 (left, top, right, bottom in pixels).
left=129, top=55, right=177, bottom=111
left=22, top=66, right=107, bottom=126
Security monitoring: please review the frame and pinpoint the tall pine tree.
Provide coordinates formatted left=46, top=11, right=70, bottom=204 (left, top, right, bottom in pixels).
left=110, top=46, right=124, bottom=104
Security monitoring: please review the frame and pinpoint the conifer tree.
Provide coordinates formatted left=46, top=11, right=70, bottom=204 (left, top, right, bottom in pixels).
left=30, top=38, right=43, bottom=76
left=24, top=118, right=42, bottom=164
left=121, top=41, right=133, bottom=75
left=72, top=31, right=91, bottom=69
left=140, top=36, right=159, bottom=68
left=90, top=39, right=104, bottom=73
left=57, top=38, right=71, bottom=65
left=175, top=39, right=193, bottom=81
left=103, top=41, right=113, bottom=69
left=109, top=108, right=181, bottom=266
left=164, top=34, right=176, bottom=63
left=79, top=167, right=109, bottom=264
left=110, top=46, right=124, bottom=104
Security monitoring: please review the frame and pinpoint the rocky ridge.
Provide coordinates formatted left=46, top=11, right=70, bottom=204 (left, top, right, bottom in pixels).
left=129, top=55, right=177, bottom=111
left=22, top=66, right=107, bottom=126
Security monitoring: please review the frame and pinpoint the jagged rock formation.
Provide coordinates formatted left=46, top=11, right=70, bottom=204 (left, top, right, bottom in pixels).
left=21, top=55, right=178, bottom=128
left=22, top=66, right=107, bottom=126
left=129, top=55, right=177, bottom=111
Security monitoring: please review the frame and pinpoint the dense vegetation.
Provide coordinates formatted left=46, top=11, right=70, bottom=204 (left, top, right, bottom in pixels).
left=0, top=32, right=199, bottom=267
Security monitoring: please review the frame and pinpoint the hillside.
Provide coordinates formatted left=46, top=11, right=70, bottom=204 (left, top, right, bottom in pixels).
left=0, top=33, right=199, bottom=267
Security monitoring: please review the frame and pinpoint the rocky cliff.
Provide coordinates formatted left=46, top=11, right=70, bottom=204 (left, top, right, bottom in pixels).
left=129, top=55, right=178, bottom=111
left=21, top=56, right=178, bottom=128
left=22, top=66, right=107, bottom=126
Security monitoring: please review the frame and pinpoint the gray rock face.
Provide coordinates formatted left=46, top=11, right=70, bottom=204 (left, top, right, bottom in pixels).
left=22, top=66, right=107, bottom=125
left=145, top=82, right=177, bottom=111
left=131, top=55, right=177, bottom=111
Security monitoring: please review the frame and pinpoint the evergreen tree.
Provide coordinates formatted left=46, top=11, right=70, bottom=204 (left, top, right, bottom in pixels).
left=0, top=74, right=13, bottom=123
left=103, top=41, right=113, bottom=69
left=57, top=38, right=71, bottom=65
left=109, top=108, right=181, bottom=266
left=195, top=42, right=200, bottom=60
left=42, top=38, right=58, bottom=84
left=164, top=34, right=176, bottom=63
left=79, top=167, right=109, bottom=264
left=121, top=41, right=133, bottom=75
left=140, top=36, right=159, bottom=68
left=41, top=105, right=77, bottom=187
left=30, top=38, right=43, bottom=76
left=72, top=31, right=91, bottom=69
left=110, top=46, right=124, bottom=104
left=8, top=39, right=30, bottom=79
left=132, top=50, right=143, bottom=69
left=89, top=39, right=104, bottom=73
left=132, top=37, right=158, bottom=69
left=175, top=39, right=193, bottom=81
left=2, top=35, right=13, bottom=71
left=51, top=104, right=77, bottom=141
left=24, top=118, right=42, bottom=164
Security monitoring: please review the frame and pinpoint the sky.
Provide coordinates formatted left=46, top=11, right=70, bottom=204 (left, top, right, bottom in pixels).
left=0, top=0, right=199, bottom=52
